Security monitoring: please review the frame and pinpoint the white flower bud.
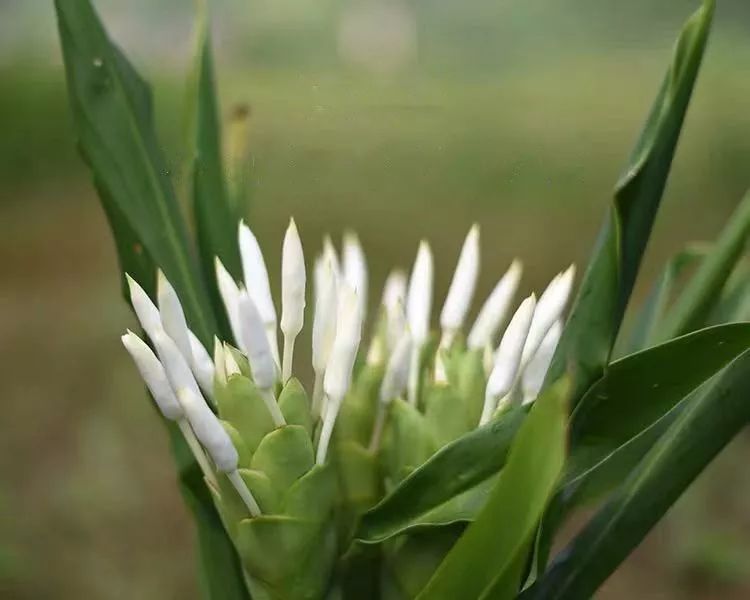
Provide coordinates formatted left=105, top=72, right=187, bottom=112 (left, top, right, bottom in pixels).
left=213, top=338, right=227, bottom=386
left=467, top=260, right=522, bottom=350
left=223, top=343, right=242, bottom=377
left=323, top=283, right=363, bottom=402
left=121, top=330, right=183, bottom=420
left=126, top=274, right=161, bottom=341
left=238, top=221, right=277, bottom=327
left=406, top=240, right=434, bottom=344
left=481, top=294, right=536, bottom=424
left=440, top=224, right=480, bottom=333
left=152, top=328, right=202, bottom=400
left=189, top=330, right=214, bottom=397
left=215, top=258, right=243, bottom=349
left=281, top=218, right=306, bottom=338
left=237, top=290, right=276, bottom=390
left=521, top=265, right=575, bottom=365
left=380, top=331, right=412, bottom=404
left=382, top=270, right=407, bottom=351
left=312, top=259, right=338, bottom=374
left=522, top=319, right=562, bottom=405
left=342, top=231, right=368, bottom=323
left=176, top=387, right=238, bottom=473
left=157, top=270, right=193, bottom=366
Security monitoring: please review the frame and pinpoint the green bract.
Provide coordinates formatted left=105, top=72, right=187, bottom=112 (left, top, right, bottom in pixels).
left=55, top=0, right=750, bottom=599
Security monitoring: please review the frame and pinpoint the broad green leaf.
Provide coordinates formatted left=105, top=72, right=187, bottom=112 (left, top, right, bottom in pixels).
left=619, top=244, right=706, bottom=354
left=187, top=1, right=242, bottom=341
left=544, top=0, right=715, bottom=405
left=523, top=348, right=750, bottom=600
left=416, top=378, right=569, bottom=600
left=55, top=0, right=215, bottom=346
left=357, top=406, right=527, bottom=544
left=55, top=2, right=244, bottom=597
left=658, top=189, right=750, bottom=340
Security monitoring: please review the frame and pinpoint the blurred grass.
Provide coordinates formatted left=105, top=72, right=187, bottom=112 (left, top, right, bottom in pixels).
left=2, top=2, right=750, bottom=598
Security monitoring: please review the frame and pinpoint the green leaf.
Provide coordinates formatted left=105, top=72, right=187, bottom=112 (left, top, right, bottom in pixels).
left=357, top=405, right=527, bottom=544
left=55, top=0, right=216, bottom=346
left=416, top=378, right=569, bottom=600
left=544, top=0, right=715, bottom=405
left=187, top=1, right=242, bottom=340
left=657, top=189, right=750, bottom=340
left=524, top=348, right=750, bottom=600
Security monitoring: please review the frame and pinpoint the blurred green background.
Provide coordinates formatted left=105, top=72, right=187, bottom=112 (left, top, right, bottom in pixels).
left=2, top=0, right=750, bottom=598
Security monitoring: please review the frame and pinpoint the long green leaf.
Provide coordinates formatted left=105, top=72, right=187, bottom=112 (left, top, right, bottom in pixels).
left=55, top=2, right=248, bottom=597
left=657, top=189, right=750, bottom=340
left=523, top=348, right=750, bottom=600
left=544, top=0, right=715, bottom=405
left=416, top=379, right=569, bottom=600
left=55, top=0, right=216, bottom=346
left=188, top=0, right=242, bottom=341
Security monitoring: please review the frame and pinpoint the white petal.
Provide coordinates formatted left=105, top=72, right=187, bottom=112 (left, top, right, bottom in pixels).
left=406, top=241, right=434, bottom=344
left=237, top=290, right=276, bottom=389
left=215, top=258, right=243, bottom=349
left=213, top=338, right=227, bottom=386
left=189, top=330, right=215, bottom=397
left=126, top=274, right=161, bottom=341
left=486, top=294, right=536, bottom=400
left=521, top=265, right=575, bottom=364
left=177, top=387, right=238, bottom=473
left=157, top=270, right=193, bottom=365
left=343, top=231, right=368, bottom=323
left=223, top=343, right=242, bottom=377
left=522, top=320, right=562, bottom=404
left=380, top=331, right=413, bottom=404
left=382, top=270, right=407, bottom=351
left=312, top=259, right=338, bottom=373
left=323, top=283, right=363, bottom=402
left=121, top=330, right=183, bottom=420
left=281, top=218, right=306, bottom=337
left=152, top=328, right=202, bottom=400
left=440, top=224, right=480, bottom=332
left=238, top=221, right=277, bottom=326
left=467, top=260, right=522, bottom=350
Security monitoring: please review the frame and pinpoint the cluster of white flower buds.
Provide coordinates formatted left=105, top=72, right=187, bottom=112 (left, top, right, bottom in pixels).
left=121, top=218, right=575, bottom=517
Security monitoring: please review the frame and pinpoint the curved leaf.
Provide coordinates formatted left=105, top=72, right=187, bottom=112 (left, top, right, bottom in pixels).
left=416, top=378, right=569, bottom=600
left=544, top=0, right=715, bottom=405
left=524, top=348, right=750, bottom=600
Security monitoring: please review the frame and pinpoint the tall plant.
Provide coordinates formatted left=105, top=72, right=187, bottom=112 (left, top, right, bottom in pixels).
left=55, top=0, right=750, bottom=598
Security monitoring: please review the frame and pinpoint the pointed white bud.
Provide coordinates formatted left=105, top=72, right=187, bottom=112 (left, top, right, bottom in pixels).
left=281, top=219, right=306, bottom=381
left=380, top=331, right=413, bottom=404
left=152, top=329, right=203, bottom=401
left=323, top=236, right=341, bottom=281
left=157, top=270, right=193, bottom=366
left=213, top=338, right=227, bottom=386
left=238, top=221, right=277, bottom=327
left=521, top=265, right=575, bottom=365
left=323, top=283, right=363, bottom=402
left=342, top=231, right=368, bottom=323
left=522, top=320, right=562, bottom=405
left=406, top=240, right=434, bottom=345
left=189, top=330, right=214, bottom=397
left=176, top=387, right=238, bottom=473
left=467, top=260, right=522, bottom=350
left=382, top=270, right=408, bottom=351
left=237, top=290, right=276, bottom=390
left=121, top=330, right=183, bottom=420
left=440, top=224, right=480, bottom=334
left=481, top=294, right=536, bottom=424
left=281, top=218, right=306, bottom=337
left=312, top=259, right=338, bottom=374
left=215, top=258, right=243, bottom=349
left=126, top=274, right=161, bottom=341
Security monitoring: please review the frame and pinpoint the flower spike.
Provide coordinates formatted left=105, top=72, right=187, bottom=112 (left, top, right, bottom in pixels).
left=281, top=218, right=306, bottom=382
left=157, top=270, right=194, bottom=367
left=406, top=240, right=434, bottom=404
left=312, top=257, right=338, bottom=417
left=480, top=294, right=536, bottom=424
left=215, top=258, right=243, bottom=349
left=521, top=319, right=562, bottom=405
left=467, top=260, right=522, bottom=351
left=126, top=274, right=161, bottom=341
left=238, top=221, right=280, bottom=369
left=440, top=224, right=480, bottom=344
left=343, top=230, right=368, bottom=324
left=189, top=330, right=215, bottom=399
